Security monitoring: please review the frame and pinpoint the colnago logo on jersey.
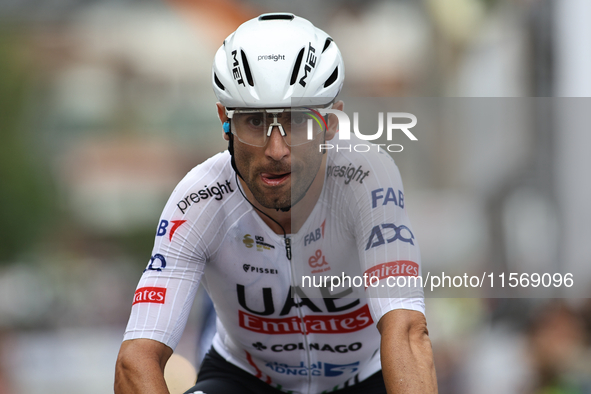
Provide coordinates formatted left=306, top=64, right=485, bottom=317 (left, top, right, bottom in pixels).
left=133, top=287, right=166, bottom=305
left=264, top=361, right=359, bottom=377
left=252, top=341, right=362, bottom=353
left=176, top=180, right=234, bottom=214
left=243, top=234, right=275, bottom=251
left=326, top=164, right=370, bottom=185
left=365, top=223, right=415, bottom=250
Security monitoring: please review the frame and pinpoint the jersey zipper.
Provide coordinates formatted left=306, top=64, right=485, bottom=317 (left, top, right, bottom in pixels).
left=286, top=235, right=313, bottom=394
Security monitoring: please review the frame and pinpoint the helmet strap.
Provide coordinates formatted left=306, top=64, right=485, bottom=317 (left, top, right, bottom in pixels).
left=225, top=121, right=244, bottom=181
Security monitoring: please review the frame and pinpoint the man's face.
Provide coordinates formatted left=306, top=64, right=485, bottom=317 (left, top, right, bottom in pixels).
left=233, top=116, right=325, bottom=210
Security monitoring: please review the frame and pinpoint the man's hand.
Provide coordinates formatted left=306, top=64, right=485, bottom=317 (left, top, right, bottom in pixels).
left=115, top=338, right=173, bottom=394
left=377, top=309, right=438, bottom=394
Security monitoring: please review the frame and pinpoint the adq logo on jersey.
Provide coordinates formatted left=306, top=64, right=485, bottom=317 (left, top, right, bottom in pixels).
left=365, top=223, right=415, bottom=250
left=309, top=110, right=417, bottom=153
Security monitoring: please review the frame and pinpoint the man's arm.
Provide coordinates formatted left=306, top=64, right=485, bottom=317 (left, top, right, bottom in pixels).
left=377, top=309, right=438, bottom=394
left=115, top=338, right=174, bottom=394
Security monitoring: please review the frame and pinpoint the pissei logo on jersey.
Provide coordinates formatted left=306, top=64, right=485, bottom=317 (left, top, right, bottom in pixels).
left=243, top=234, right=275, bottom=251
left=243, top=264, right=279, bottom=275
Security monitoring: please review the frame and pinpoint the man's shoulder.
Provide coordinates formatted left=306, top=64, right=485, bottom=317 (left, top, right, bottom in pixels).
left=325, top=142, right=399, bottom=189
left=168, top=150, right=238, bottom=216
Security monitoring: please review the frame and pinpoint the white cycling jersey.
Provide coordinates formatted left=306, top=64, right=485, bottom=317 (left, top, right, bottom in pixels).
left=123, top=145, right=424, bottom=394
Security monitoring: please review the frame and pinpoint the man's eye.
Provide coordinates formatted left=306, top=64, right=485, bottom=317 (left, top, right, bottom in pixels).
left=248, top=117, right=264, bottom=127
left=291, top=114, right=307, bottom=125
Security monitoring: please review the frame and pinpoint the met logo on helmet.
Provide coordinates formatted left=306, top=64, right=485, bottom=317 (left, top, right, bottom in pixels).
left=231, top=50, right=245, bottom=86
left=299, top=42, right=317, bottom=87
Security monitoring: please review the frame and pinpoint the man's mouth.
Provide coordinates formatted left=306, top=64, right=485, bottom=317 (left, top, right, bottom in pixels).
left=260, top=172, right=291, bottom=186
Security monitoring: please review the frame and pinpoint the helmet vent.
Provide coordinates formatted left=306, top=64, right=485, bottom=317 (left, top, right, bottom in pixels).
left=324, top=67, right=339, bottom=88
left=290, top=47, right=305, bottom=86
left=322, top=38, right=333, bottom=53
left=214, top=73, right=225, bottom=90
left=240, top=50, right=254, bottom=86
left=259, top=13, right=294, bottom=21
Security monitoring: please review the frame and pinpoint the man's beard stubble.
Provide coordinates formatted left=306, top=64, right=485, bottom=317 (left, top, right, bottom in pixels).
left=235, top=146, right=323, bottom=211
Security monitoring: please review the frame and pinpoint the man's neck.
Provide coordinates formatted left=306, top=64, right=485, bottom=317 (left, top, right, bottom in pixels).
left=238, top=154, right=327, bottom=235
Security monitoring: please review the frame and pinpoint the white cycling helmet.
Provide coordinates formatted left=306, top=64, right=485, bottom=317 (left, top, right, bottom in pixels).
left=212, top=13, right=344, bottom=108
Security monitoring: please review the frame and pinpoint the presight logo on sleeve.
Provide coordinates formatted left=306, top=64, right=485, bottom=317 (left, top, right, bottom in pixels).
left=176, top=180, right=234, bottom=213
left=326, top=164, right=370, bottom=185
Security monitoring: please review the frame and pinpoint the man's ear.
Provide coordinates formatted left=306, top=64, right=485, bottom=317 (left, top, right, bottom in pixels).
left=325, top=100, right=344, bottom=141
left=216, top=103, right=230, bottom=141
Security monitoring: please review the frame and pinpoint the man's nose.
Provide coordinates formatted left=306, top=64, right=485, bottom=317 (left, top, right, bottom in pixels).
left=264, top=126, right=290, bottom=161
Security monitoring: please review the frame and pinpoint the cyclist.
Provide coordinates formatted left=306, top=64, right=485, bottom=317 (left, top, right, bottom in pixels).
left=115, top=13, right=437, bottom=394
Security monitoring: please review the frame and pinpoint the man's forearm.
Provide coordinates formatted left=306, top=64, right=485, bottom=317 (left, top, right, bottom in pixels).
left=115, top=339, right=173, bottom=394
left=115, top=360, right=169, bottom=394
left=378, top=310, right=438, bottom=394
